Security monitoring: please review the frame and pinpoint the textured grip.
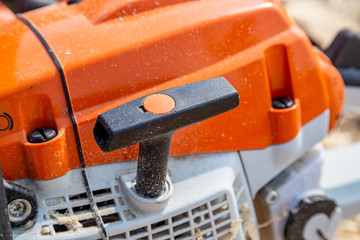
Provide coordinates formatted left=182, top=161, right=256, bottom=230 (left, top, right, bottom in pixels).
left=94, top=77, right=239, bottom=152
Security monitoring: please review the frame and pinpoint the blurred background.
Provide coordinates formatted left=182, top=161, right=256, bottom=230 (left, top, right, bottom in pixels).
left=284, top=0, right=360, bottom=49
left=284, top=1, right=360, bottom=239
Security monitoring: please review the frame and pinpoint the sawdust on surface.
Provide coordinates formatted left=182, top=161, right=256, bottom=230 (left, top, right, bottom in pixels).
left=334, top=214, right=360, bottom=239
left=48, top=210, right=83, bottom=232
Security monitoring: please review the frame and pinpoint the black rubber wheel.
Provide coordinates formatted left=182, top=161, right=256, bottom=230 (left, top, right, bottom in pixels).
left=284, top=195, right=337, bottom=240
left=5, top=182, right=37, bottom=227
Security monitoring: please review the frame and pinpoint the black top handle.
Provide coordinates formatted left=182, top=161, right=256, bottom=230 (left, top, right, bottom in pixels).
left=94, top=77, right=239, bottom=198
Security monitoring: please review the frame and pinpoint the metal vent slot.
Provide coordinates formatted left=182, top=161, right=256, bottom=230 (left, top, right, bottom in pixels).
left=69, top=192, right=87, bottom=201
left=53, top=224, right=68, bottom=233
left=79, top=218, right=97, bottom=228
left=49, top=208, right=68, bottom=215
left=97, top=199, right=116, bottom=209
left=174, top=230, right=192, bottom=239
left=129, top=226, right=148, bottom=238
left=102, top=213, right=121, bottom=224
left=93, top=188, right=111, bottom=197
left=72, top=204, right=92, bottom=214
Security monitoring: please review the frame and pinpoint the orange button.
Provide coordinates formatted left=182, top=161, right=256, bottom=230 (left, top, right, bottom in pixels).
left=143, top=94, right=175, bottom=115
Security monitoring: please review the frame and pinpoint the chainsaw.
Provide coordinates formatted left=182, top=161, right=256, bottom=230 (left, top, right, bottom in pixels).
left=0, top=0, right=355, bottom=239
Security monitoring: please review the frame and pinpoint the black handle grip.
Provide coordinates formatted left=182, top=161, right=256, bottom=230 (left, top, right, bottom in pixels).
left=94, top=77, right=239, bottom=198
left=94, top=77, right=239, bottom=152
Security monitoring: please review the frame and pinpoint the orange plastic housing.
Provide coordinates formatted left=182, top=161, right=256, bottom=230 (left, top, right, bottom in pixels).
left=0, top=0, right=344, bottom=180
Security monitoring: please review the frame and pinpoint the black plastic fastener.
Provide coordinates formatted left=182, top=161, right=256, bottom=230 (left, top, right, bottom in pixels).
left=27, top=127, right=57, bottom=143
left=272, top=97, right=294, bottom=109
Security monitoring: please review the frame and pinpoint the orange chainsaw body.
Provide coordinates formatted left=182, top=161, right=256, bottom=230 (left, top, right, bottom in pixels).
left=0, top=0, right=344, bottom=180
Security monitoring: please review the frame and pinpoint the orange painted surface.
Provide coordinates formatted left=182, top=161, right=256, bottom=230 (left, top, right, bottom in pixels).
left=0, top=0, right=344, bottom=180
left=24, top=129, right=69, bottom=179
left=270, top=100, right=301, bottom=144
left=316, top=49, right=345, bottom=130
left=143, top=94, right=176, bottom=115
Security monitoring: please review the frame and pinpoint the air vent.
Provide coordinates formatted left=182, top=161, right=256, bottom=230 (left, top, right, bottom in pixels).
left=40, top=190, right=232, bottom=240
left=109, top=194, right=232, bottom=240
left=14, top=152, right=245, bottom=240
left=41, top=187, right=127, bottom=235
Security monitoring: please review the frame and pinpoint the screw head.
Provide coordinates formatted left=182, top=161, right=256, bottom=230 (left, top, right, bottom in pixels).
left=8, top=199, right=32, bottom=223
left=272, top=97, right=294, bottom=109
left=27, top=127, right=57, bottom=143
left=265, top=190, right=278, bottom=205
